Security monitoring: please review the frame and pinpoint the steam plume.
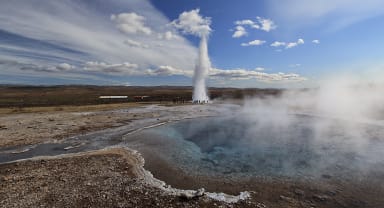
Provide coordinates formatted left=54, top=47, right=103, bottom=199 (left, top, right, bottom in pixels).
left=193, top=35, right=210, bottom=101
left=239, top=75, right=384, bottom=172
left=172, top=9, right=211, bottom=102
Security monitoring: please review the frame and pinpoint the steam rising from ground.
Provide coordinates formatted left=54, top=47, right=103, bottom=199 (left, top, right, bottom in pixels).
left=193, top=35, right=210, bottom=101
left=122, top=76, right=384, bottom=182
left=167, top=76, right=384, bottom=177
left=238, top=76, right=384, bottom=173
left=172, top=9, right=211, bottom=102
left=254, top=76, right=384, bottom=122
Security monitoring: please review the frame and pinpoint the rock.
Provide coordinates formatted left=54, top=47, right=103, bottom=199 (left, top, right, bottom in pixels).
left=206, top=191, right=251, bottom=203
left=294, top=189, right=305, bottom=196
left=326, top=190, right=337, bottom=196
left=256, top=202, right=267, bottom=208
left=195, top=188, right=205, bottom=196
left=280, top=195, right=295, bottom=203
left=63, top=146, right=75, bottom=150
left=321, top=174, right=332, bottom=179
left=313, top=194, right=329, bottom=202
left=179, top=188, right=205, bottom=200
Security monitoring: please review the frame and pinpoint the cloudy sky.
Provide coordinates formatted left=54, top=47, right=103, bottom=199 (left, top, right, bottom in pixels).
left=1, top=0, right=384, bottom=87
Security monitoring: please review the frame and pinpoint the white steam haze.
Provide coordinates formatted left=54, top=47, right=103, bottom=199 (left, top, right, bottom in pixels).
left=145, top=75, right=384, bottom=179
left=172, top=9, right=212, bottom=101
left=238, top=75, right=384, bottom=174
left=193, top=35, right=210, bottom=101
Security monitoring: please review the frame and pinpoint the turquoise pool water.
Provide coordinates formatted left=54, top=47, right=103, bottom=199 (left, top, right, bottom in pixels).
left=126, top=114, right=384, bottom=180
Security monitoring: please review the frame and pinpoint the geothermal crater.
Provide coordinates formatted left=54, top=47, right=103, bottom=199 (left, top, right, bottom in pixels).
left=124, top=112, right=384, bottom=190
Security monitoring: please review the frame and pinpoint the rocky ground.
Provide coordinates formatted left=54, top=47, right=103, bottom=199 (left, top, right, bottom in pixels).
left=0, top=148, right=256, bottom=208
left=1, top=147, right=382, bottom=208
left=0, top=103, right=226, bottom=148
left=0, top=104, right=383, bottom=207
left=0, top=104, right=154, bottom=147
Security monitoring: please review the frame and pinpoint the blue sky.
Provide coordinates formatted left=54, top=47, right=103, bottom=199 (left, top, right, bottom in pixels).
left=0, top=0, right=384, bottom=87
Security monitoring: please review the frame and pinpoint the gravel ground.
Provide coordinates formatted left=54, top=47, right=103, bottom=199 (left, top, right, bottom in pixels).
left=1, top=148, right=383, bottom=208
left=0, top=104, right=225, bottom=148
left=1, top=104, right=383, bottom=208
left=0, top=148, right=257, bottom=208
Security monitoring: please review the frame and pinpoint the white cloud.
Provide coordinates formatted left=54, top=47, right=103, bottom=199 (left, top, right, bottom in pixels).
left=241, top=40, right=266, bottom=47
left=210, top=68, right=306, bottom=82
left=1, top=56, right=307, bottom=85
left=235, top=19, right=258, bottom=27
left=171, top=9, right=211, bottom=37
left=81, top=60, right=306, bottom=83
left=297, top=39, right=305, bottom=44
left=157, top=31, right=178, bottom=40
left=256, top=17, right=277, bottom=32
left=123, top=39, right=149, bottom=48
left=111, top=12, right=152, bottom=35
left=6, top=61, right=76, bottom=73
left=270, top=39, right=304, bottom=49
left=267, top=0, right=384, bottom=31
left=270, top=41, right=286, bottom=47
left=56, top=63, right=74, bottom=71
left=84, top=61, right=141, bottom=74
left=164, top=31, right=174, bottom=40
left=232, top=26, right=247, bottom=38
left=286, top=38, right=304, bottom=49
left=83, top=62, right=193, bottom=77
left=0, top=59, right=122, bottom=85
left=312, top=39, right=320, bottom=44
left=0, top=0, right=198, bottom=78
left=286, top=43, right=298, bottom=49
left=233, top=16, right=276, bottom=37
left=148, top=65, right=192, bottom=76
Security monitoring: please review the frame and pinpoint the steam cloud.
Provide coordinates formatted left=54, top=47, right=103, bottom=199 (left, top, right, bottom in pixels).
left=172, top=9, right=211, bottom=102
left=237, top=75, right=384, bottom=175
left=179, top=76, right=384, bottom=178
left=193, top=35, right=210, bottom=101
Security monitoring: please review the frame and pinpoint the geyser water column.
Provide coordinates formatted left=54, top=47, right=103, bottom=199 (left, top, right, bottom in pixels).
left=193, top=35, right=210, bottom=102
left=171, top=9, right=212, bottom=102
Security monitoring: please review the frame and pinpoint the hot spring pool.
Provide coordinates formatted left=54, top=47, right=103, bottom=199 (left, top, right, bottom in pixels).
left=124, top=113, right=384, bottom=182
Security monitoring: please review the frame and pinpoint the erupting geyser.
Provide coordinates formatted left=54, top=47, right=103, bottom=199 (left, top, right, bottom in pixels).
left=171, top=9, right=212, bottom=103
left=193, top=35, right=210, bottom=102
